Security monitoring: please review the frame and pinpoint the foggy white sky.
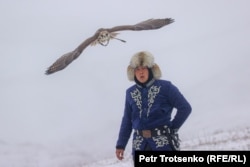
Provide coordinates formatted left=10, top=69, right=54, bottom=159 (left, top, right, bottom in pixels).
left=1, top=0, right=250, bottom=160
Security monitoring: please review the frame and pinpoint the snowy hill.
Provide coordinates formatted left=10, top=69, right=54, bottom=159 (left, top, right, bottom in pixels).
left=1, top=0, right=250, bottom=167
left=0, top=127, right=249, bottom=167
left=86, top=127, right=250, bottom=167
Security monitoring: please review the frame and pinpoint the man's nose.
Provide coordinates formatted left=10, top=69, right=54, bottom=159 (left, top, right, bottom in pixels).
left=139, top=70, right=144, bottom=74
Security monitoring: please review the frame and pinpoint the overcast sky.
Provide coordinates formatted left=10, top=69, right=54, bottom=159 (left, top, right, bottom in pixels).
left=1, top=0, right=250, bottom=160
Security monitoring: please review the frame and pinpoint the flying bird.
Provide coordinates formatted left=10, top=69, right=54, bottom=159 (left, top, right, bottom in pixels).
left=45, top=18, right=174, bottom=75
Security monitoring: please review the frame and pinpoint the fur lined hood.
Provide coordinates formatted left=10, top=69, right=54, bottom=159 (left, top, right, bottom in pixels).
left=127, top=51, right=162, bottom=81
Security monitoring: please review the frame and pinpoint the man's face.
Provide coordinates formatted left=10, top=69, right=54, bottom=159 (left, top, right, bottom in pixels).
left=134, top=66, right=149, bottom=84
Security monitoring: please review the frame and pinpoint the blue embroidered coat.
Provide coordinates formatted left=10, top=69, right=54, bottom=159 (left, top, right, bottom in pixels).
left=116, top=79, right=192, bottom=153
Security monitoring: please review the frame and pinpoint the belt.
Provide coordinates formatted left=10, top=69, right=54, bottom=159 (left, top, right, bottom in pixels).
left=135, top=125, right=170, bottom=138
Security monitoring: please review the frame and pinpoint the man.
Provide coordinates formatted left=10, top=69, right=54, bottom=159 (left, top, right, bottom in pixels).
left=115, top=51, right=192, bottom=160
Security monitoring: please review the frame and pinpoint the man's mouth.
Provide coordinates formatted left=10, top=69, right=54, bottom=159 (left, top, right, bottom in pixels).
left=140, top=76, right=145, bottom=79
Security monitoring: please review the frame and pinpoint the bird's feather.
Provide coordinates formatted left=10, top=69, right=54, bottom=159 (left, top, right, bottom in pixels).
left=45, top=18, right=174, bottom=75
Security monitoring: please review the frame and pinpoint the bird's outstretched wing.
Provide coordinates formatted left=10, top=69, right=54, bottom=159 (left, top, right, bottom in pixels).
left=45, top=18, right=174, bottom=75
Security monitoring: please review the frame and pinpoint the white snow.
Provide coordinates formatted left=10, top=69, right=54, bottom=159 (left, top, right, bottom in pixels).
left=0, top=127, right=249, bottom=167
left=1, top=0, right=250, bottom=167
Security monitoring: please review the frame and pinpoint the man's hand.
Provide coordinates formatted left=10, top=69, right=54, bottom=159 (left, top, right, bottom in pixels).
left=116, top=149, right=124, bottom=160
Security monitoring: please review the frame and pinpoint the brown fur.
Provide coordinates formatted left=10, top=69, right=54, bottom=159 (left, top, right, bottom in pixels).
left=127, top=51, right=162, bottom=81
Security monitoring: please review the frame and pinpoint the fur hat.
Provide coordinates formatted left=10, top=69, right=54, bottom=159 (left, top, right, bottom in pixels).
left=127, top=51, right=162, bottom=81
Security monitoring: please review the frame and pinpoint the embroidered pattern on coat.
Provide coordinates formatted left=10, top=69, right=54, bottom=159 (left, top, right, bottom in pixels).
left=147, top=86, right=161, bottom=117
left=133, top=135, right=144, bottom=150
left=130, top=89, right=142, bottom=117
left=152, top=135, right=169, bottom=148
left=131, top=86, right=161, bottom=118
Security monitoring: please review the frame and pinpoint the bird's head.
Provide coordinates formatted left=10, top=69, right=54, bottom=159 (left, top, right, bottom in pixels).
left=97, top=30, right=111, bottom=46
left=91, top=29, right=110, bottom=46
left=91, top=29, right=126, bottom=46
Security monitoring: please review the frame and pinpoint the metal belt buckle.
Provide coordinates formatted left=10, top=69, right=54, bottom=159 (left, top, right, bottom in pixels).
left=142, top=130, right=152, bottom=138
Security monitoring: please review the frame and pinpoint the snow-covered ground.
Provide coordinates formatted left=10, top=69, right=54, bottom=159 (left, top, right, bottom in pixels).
left=1, top=0, right=250, bottom=167
left=88, top=127, right=250, bottom=167
left=0, top=126, right=249, bottom=167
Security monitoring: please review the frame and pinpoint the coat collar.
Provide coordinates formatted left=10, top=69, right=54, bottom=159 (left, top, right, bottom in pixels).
left=136, top=79, right=155, bottom=88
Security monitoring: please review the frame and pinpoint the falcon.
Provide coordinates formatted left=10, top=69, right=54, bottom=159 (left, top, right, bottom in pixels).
left=45, top=18, right=174, bottom=75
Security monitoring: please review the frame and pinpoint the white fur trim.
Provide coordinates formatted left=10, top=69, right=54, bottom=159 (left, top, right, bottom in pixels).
left=127, top=51, right=162, bottom=81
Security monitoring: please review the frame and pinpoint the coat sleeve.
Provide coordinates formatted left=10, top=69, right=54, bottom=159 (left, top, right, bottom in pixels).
left=167, top=82, right=192, bottom=129
left=116, top=90, right=133, bottom=149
